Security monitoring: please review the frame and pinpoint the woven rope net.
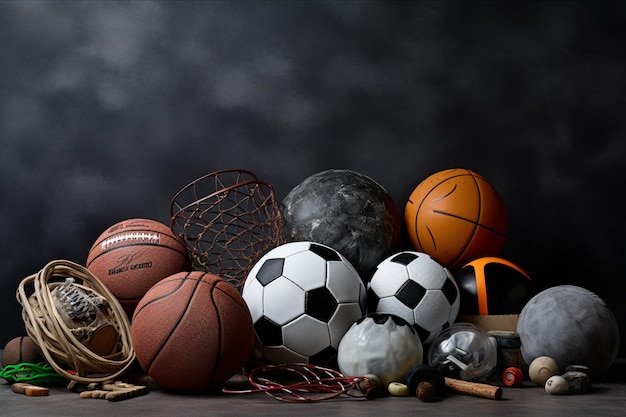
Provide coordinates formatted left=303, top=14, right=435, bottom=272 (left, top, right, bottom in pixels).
left=170, top=169, right=284, bottom=291
left=16, top=259, right=135, bottom=385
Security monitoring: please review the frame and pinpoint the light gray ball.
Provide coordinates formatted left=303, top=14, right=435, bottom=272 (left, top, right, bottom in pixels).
left=517, top=285, right=620, bottom=376
left=337, top=313, right=423, bottom=387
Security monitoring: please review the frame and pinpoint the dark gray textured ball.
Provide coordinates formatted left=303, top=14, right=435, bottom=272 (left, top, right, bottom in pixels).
left=517, top=285, right=620, bottom=376
left=280, top=169, right=403, bottom=282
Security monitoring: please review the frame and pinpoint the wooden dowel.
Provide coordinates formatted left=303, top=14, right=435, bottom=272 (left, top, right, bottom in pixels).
left=12, top=383, right=49, bottom=396
left=444, top=377, right=502, bottom=400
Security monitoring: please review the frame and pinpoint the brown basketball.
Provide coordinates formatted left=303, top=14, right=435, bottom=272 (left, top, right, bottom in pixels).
left=131, top=271, right=255, bottom=391
left=2, top=335, right=43, bottom=367
left=86, top=218, right=190, bottom=318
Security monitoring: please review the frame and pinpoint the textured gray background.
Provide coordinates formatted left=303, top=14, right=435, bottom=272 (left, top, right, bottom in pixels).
left=1, top=1, right=624, bottom=357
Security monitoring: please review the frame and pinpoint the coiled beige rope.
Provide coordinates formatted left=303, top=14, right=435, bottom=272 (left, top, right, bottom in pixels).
left=16, top=259, right=135, bottom=385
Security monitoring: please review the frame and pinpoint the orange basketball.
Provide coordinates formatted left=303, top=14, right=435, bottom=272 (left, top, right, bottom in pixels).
left=131, top=271, right=255, bottom=391
left=404, top=168, right=507, bottom=271
left=86, top=218, right=190, bottom=318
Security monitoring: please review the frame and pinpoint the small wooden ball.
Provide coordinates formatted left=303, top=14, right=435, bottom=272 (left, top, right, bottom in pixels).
left=529, top=356, right=560, bottom=386
left=416, top=381, right=436, bottom=402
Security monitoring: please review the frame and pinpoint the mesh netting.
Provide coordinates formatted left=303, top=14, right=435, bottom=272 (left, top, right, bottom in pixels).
left=169, top=169, right=284, bottom=291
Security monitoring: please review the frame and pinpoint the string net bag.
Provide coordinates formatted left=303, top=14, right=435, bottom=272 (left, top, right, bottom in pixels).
left=170, top=169, right=284, bottom=292
left=16, top=259, right=135, bottom=387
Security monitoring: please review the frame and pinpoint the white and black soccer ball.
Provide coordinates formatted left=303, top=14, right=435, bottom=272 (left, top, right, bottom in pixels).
left=367, top=251, right=460, bottom=345
left=242, top=241, right=367, bottom=366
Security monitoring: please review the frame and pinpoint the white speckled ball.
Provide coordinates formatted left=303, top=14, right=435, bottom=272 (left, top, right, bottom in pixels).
left=337, top=313, right=423, bottom=387
left=545, top=375, right=569, bottom=395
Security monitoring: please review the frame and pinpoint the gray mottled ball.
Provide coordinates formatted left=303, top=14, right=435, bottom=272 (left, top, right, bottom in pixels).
left=517, top=285, right=620, bottom=376
left=280, top=169, right=403, bottom=282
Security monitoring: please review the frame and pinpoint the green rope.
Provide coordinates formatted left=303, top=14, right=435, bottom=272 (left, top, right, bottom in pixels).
left=0, top=362, right=66, bottom=384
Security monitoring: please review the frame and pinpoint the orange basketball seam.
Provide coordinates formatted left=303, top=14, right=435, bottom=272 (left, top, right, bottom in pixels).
left=147, top=272, right=204, bottom=375
left=130, top=273, right=192, bottom=317
left=440, top=171, right=482, bottom=271
left=202, top=277, right=254, bottom=388
left=431, top=210, right=507, bottom=235
left=206, top=278, right=222, bottom=387
left=432, top=184, right=457, bottom=201
left=421, top=221, right=437, bottom=250
left=406, top=169, right=506, bottom=271
left=409, top=170, right=478, bottom=252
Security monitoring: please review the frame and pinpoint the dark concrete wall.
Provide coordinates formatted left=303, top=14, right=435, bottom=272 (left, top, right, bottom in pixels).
left=1, top=1, right=624, bottom=356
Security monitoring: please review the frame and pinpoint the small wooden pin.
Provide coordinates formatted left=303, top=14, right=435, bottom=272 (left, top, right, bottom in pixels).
left=444, top=377, right=502, bottom=400
left=12, top=383, right=49, bottom=396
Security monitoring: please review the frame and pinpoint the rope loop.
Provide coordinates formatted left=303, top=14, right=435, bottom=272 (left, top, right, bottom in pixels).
left=16, top=259, right=135, bottom=384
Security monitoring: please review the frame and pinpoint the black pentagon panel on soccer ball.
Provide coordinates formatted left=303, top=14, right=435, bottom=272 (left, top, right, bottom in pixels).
left=395, top=279, right=427, bottom=309
left=254, top=316, right=284, bottom=346
left=308, top=242, right=341, bottom=262
left=441, top=277, right=459, bottom=305
left=366, top=288, right=381, bottom=313
left=309, top=346, right=338, bottom=367
left=412, top=322, right=432, bottom=345
left=305, top=287, right=338, bottom=322
left=390, top=251, right=419, bottom=266
left=256, top=258, right=285, bottom=286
